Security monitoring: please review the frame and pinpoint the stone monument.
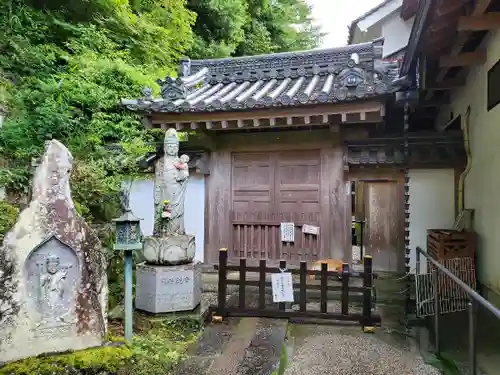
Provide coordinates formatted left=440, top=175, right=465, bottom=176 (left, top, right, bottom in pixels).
left=135, top=128, right=201, bottom=313
left=0, top=140, right=107, bottom=363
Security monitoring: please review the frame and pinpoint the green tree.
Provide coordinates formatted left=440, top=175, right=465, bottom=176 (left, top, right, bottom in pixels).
left=187, top=0, right=323, bottom=58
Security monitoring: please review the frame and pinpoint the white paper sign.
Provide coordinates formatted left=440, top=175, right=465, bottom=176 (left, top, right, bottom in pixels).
left=302, top=224, right=319, bottom=235
left=271, top=272, right=294, bottom=303
left=280, top=222, right=295, bottom=242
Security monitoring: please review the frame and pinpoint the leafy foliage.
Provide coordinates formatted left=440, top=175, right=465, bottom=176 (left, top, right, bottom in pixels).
left=0, top=201, right=18, bottom=243
left=0, top=0, right=320, bottom=315
left=189, top=0, right=323, bottom=58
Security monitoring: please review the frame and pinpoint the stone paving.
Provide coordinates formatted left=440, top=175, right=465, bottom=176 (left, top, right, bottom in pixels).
left=284, top=324, right=441, bottom=375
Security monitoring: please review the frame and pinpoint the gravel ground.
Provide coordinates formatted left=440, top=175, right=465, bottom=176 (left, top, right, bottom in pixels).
left=284, top=325, right=441, bottom=375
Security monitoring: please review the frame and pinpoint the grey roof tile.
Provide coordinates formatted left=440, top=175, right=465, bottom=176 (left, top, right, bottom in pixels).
left=121, top=39, right=403, bottom=113
left=346, top=133, right=467, bottom=167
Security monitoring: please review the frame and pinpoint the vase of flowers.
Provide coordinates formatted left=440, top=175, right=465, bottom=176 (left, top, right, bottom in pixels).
left=154, top=199, right=172, bottom=236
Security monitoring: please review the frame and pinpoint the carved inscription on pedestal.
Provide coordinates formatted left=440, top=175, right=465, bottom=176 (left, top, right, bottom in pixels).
left=135, top=263, right=201, bottom=313
left=25, top=236, right=79, bottom=330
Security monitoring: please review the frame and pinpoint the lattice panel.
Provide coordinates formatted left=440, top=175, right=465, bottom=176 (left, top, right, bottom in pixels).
left=415, top=257, right=476, bottom=317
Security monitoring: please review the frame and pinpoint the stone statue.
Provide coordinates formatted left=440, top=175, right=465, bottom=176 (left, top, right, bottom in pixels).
left=39, top=256, right=69, bottom=314
left=143, top=129, right=195, bottom=265
left=155, top=128, right=189, bottom=235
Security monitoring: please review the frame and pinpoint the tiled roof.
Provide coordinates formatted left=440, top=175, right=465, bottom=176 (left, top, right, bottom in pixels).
left=121, top=39, right=402, bottom=114
left=346, top=132, right=467, bottom=167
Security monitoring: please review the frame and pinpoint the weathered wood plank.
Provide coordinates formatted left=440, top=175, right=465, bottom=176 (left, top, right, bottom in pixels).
left=207, top=151, right=232, bottom=263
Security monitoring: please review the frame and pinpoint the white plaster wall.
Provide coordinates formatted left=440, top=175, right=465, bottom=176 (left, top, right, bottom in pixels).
left=408, top=169, right=456, bottom=274
left=435, top=30, right=500, bottom=302
left=380, top=12, right=414, bottom=57
left=184, top=174, right=205, bottom=263
left=128, top=175, right=206, bottom=263
left=127, top=179, right=155, bottom=237
left=349, top=2, right=414, bottom=58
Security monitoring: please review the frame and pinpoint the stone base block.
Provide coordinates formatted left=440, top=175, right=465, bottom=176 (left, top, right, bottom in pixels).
left=135, top=262, right=202, bottom=313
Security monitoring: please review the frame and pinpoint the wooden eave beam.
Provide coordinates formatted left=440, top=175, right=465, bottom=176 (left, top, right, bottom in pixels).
left=436, top=0, right=492, bottom=81
left=436, top=0, right=468, bottom=17
left=458, top=13, right=500, bottom=31
left=149, top=101, right=386, bottom=131
left=439, top=51, right=487, bottom=67
left=425, top=0, right=493, bottom=101
left=426, top=77, right=466, bottom=91
left=422, top=99, right=449, bottom=107
left=148, top=101, right=385, bottom=124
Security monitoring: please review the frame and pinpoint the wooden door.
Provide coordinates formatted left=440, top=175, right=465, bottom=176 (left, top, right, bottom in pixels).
left=230, top=150, right=325, bottom=264
left=364, top=181, right=403, bottom=273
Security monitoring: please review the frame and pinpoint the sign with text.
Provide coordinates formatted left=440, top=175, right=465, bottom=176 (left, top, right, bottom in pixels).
left=280, top=222, right=295, bottom=242
left=302, top=224, right=319, bottom=235
left=271, top=272, right=294, bottom=303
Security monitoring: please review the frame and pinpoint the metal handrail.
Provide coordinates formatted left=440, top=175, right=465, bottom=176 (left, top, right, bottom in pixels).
left=416, top=246, right=500, bottom=375
left=417, top=247, right=500, bottom=319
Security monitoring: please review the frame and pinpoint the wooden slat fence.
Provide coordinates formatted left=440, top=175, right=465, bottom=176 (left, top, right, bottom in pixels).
left=214, top=248, right=381, bottom=328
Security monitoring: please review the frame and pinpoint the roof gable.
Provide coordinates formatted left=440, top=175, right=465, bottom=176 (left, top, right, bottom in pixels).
left=121, top=39, right=401, bottom=115
left=347, top=0, right=404, bottom=44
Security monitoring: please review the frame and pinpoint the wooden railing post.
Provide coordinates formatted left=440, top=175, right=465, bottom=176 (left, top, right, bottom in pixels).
left=217, top=248, right=228, bottom=316
left=239, top=258, right=246, bottom=309
left=279, top=260, right=287, bottom=311
left=362, top=255, right=375, bottom=332
left=320, top=262, right=328, bottom=313
left=259, top=259, right=266, bottom=310
left=341, top=263, right=350, bottom=315
left=299, top=261, right=307, bottom=313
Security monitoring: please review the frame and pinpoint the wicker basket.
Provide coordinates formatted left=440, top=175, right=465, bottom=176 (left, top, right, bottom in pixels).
left=427, top=229, right=476, bottom=262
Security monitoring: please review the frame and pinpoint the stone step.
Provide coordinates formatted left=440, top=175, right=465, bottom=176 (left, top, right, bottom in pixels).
left=235, top=319, right=288, bottom=375
left=191, top=316, right=242, bottom=357
left=208, top=318, right=260, bottom=375
left=173, top=317, right=288, bottom=375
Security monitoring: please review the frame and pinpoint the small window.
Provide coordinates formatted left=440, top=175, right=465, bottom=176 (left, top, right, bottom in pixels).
left=487, top=58, right=500, bottom=111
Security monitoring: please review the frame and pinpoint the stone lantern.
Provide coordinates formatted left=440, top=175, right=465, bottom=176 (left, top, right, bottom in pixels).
left=113, top=209, right=143, bottom=251
left=113, top=208, right=143, bottom=342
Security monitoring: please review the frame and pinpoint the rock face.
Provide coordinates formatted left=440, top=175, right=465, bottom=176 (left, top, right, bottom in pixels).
left=0, top=140, right=107, bottom=363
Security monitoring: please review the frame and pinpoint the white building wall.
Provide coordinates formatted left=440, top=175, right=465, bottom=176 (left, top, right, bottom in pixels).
left=349, top=1, right=414, bottom=58
left=184, top=174, right=205, bottom=263
left=408, top=169, right=456, bottom=274
left=435, top=30, right=500, bottom=304
left=380, top=12, right=414, bottom=57
left=128, top=174, right=206, bottom=263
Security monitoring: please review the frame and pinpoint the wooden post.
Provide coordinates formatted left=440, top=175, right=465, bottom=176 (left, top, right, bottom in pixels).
left=320, top=262, right=328, bottom=313
left=362, top=255, right=375, bottom=332
left=341, top=262, right=350, bottom=315
left=279, top=260, right=287, bottom=311
left=218, top=248, right=228, bottom=316
left=124, top=250, right=134, bottom=343
left=239, top=258, right=246, bottom=309
left=299, top=262, right=307, bottom=312
left=259, top=259, right=266, bottom=310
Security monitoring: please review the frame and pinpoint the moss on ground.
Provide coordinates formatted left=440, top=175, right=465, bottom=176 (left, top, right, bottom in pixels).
left=0, top=342, right=133, bottom=375
left=0, top=200, right=18, bottom=242
left=0, top=317, right=202, bottom=375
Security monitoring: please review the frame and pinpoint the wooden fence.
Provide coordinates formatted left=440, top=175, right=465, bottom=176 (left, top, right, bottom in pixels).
left=214, top=249, right=381, bottom=328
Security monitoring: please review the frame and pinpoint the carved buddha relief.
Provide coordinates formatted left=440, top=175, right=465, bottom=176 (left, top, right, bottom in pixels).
left=25, top=236, right=79, bottom=325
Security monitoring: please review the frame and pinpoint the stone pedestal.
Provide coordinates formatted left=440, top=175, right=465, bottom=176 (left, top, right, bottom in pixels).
left=135, top=262, right=201, bottom=313
left=142, top=234, right=195, bottom=265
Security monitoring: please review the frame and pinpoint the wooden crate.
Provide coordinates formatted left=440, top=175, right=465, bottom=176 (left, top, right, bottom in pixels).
left=427, top=229, right=476, bottom=262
